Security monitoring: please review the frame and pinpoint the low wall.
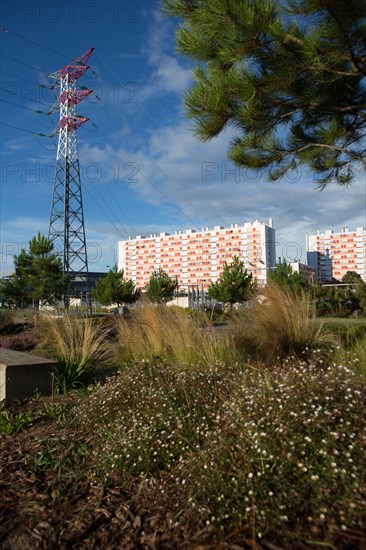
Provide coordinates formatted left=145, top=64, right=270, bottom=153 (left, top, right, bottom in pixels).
left=0, top=349, right=58, bottom=403
left=166, top=296, right=190, bottom=308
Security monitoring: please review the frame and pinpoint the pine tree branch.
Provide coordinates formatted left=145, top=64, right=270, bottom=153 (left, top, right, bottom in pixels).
left=273, top=97, right=366, bottom=117
left=325, top=2, right=366, bottom=77
left=320, top=69, right=362, bottom=77
left=292, top=142, right=366, bottom=164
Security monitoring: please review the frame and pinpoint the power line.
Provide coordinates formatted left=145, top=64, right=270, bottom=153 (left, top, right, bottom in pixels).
left=83, top=184, right=130, bottom=241
left=0, top=69, right=49, bottom=88
left=83, top=140, right=196, bottom=237
left=0, top=69, right=91, bottom=102
left=1, top=27, right=71, bottom=61
left=80, top=184, right=145, bottom=266
left=0, top=39, right=133, bottom=250
left=83, top=149, right=140, bottom=237
left=0, top=87, right=51, bottom=108
left=104, top=184, right=140, bottom=236
left=139, top=149, right=216, bottom=228
left=84, top=127, right=203, bottom=237
left=0, top=96, right=48, bottom=114
left=87, top=183, right=131, bottom=239
left=0, top=27, right=100, bottom=86
left=0, top=121, right=49, bottom=136
left=0, top=98, right=57, bottom=136
left=1, top=71, right=201, bottom=239
left=89, top=53, right=228, bottom=228
left=112, top=143, right=200, bottom=229
left=87, top=128, right=209, bottom=232
left=0, top=52, right=49, bottom=75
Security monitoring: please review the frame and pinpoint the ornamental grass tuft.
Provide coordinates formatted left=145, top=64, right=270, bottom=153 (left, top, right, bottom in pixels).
left=231, top=283, right=335, bottom=363
left=112, top=304, right=237, bottom=368
left=35, top=310, right=110, bottom=392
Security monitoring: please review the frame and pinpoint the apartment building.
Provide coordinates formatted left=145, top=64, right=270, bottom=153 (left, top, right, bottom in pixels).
left=289, top=261, right=316, bottom=284
left=118, top=219, right=276, bottom=291
left=306, top=227, right=366, bottom=282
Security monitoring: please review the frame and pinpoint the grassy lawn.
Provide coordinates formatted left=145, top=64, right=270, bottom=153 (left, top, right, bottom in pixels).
left=320, top=317, right=366, bottom=326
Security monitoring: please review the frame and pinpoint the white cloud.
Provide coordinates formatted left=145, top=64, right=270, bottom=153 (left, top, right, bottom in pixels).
left=150, top=54, right=192, bottom=94
left=139, top=8, right=193, bottom=99
left=2, top=139, right=29, bottom=153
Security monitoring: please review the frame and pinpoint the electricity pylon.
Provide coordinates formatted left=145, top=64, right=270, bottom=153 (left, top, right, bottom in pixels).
left=48, top=48, right=94, bottom=306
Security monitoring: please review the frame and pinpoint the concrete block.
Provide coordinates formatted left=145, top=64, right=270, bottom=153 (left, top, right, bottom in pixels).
left=0, top=348, right=58, bottom=403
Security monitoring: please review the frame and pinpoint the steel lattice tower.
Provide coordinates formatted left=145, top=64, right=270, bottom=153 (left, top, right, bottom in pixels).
left=48, top=48, right=94, bottom=304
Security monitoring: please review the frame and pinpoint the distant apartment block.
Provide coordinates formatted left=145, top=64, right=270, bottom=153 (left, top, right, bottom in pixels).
left=289, top=261, right=316, bottom=284
left=118, top=219, right=276, bottom=291
left=306, top=227, right=366, bottom=282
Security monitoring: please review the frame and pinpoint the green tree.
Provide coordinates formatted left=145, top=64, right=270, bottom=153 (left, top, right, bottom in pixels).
left=164, top=0, right=366, bottom=186
left=342, top=271, right=362, bottom=284
left=313, top=283, right=337, bottom=317
left=313, top=282, right=361, bottom=317
left=145, top=269, right=178, bottom=304
left=0, top=232, right=67, bottom=307
left=341, top=271, right=366, bottom=313
left=208, top=256, right=254, bottom=311
left=342, top=272, right=366, bottom=312
left=269, top=259, right=305, bottom=291
left=355, top=280, right=366, bottom=312
left=0, top=275, right=25, bottom=308
left=92, top=265, right=141, bottom=306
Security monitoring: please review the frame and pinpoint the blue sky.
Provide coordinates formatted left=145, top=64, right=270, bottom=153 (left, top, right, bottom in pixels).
left=1, top=0, right=365, bottom=276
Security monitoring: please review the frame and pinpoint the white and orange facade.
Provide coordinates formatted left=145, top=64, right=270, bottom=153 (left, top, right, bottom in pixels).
left=306, top=227, right=366, bottom=282
left=118, top=219, right=276, bottom=291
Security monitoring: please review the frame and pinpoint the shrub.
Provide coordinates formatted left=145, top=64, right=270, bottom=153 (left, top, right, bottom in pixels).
left=35, top=311, right=111, bottom=393
left=0, top=309, right=13, bottom=334
left=65, top=357, right=366, bottom=547
left=190, top=304, right=227, bottom=324
left=0, top=309, right=27, bottom=336
left=230, top=283, right=335, bottom=363
left=0, top=332, right=37, bottom=351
